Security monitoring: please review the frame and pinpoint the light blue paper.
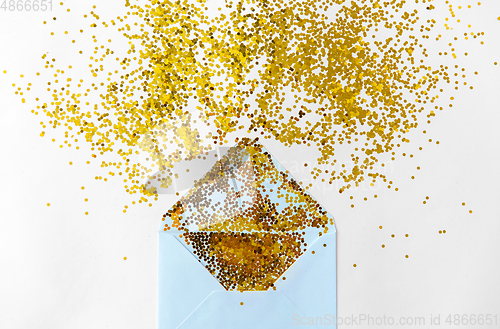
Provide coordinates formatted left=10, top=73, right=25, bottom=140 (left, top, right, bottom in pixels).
left=158, top=141, right=337, bottom=328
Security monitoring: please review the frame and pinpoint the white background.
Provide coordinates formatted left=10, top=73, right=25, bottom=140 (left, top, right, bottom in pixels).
left=1, top=0, right=499, bottom=328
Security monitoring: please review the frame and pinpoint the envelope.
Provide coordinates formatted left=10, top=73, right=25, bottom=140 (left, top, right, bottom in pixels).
left=158, top=138, right=337, bottom=328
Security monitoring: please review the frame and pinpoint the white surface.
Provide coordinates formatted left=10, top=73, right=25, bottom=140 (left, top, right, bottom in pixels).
left=1, top=1, right=500, bottom=328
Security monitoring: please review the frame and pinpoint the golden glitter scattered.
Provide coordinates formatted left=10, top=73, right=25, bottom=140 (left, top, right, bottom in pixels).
left=11, top=0, right=484, bottom=211
left=8, top=0, right=489, bottom=271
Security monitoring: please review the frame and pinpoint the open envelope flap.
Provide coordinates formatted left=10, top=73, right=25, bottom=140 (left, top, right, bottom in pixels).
left=177, top=290, right=309, bottom=329
left=158, top=233, right=224, bottom=329
left=274, top=231, right=337, bottom=325
left=144, top=150, right=220, bottom=194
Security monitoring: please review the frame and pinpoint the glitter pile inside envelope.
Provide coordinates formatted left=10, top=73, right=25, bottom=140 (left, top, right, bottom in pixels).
left=162, top=138, right=334, bottom=291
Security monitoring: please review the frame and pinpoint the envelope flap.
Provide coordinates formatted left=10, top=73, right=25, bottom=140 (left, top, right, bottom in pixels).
left=159, top=139, right=336, bottom=234
left=158, top=138, right=337, bottom=297
left=178, top=290, right=311, bottom=329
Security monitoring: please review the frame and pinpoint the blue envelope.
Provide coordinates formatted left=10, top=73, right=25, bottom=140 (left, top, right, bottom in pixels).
left=157, top=140, right=337, bottom=328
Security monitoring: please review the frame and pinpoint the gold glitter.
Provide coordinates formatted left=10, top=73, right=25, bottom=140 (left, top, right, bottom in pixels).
left=11, top=0, right=483, bottom=276
left=14, top=0, right=478, bottom=211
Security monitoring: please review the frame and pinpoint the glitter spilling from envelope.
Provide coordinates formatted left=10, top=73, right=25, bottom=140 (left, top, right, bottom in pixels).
left=162, top=138, right=333, bottom=291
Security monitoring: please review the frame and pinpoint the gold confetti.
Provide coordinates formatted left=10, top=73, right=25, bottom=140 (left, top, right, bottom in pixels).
left=12, top=0, right=483, bottom=275
left=17, top=0, right=478, bottom=208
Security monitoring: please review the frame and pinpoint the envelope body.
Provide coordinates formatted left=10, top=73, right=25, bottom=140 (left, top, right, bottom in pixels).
left=158, top=229, right=337, bottom=329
